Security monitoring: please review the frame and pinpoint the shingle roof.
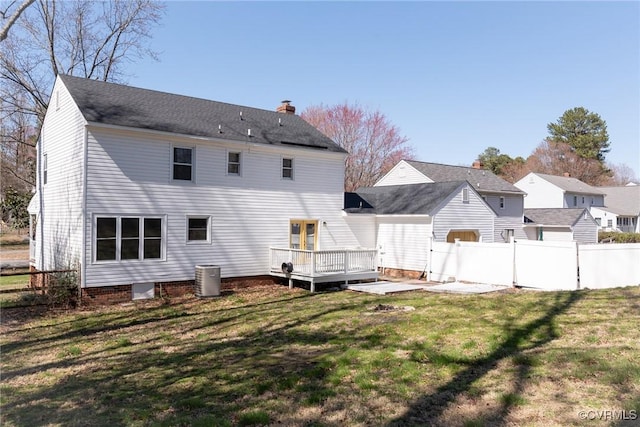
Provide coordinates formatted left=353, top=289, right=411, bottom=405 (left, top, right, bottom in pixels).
left=533, top=173, right=605, bottom=195
left=59, top=74, right=346, bottom=153
left=345, top=181, right=469, bottom=215
left=597, top=185, right=640, bottom=215
left=405, top=160, right=524, bottom=195
left=524, top=208, right=588, bottom=226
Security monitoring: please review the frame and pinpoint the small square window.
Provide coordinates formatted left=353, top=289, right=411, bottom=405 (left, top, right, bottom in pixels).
left=188, top=217, right=210, bottom=242
left=282, top=158, right=293, bottom=180
left=227, top=152, right=241, bottom=175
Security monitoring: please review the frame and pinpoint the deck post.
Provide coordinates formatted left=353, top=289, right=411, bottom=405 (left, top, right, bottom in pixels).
left=310, top=279, right=315, bottom=293
left=288, top=277, right=293, bottom=289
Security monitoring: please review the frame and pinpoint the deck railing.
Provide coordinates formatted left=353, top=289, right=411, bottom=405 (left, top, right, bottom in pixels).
left=269, top=247, right=378, bottom=278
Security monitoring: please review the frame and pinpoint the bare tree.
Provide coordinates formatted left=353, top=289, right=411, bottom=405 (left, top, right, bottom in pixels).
left=302, top=102, right=414, bottom=191
left=0, top=0, right=35, bottom=42
left=604, top=162, right=639, bottom=186
left=0, top=0, right=163, bottom=193
left=524, top=140, right=610, bottom=186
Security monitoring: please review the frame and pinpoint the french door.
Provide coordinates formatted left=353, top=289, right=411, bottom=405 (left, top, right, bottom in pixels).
left=290, top=220, right=318, bottom=251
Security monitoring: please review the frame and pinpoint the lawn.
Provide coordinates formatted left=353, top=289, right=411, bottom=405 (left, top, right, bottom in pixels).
left=1, top=285, right=639, bottom=426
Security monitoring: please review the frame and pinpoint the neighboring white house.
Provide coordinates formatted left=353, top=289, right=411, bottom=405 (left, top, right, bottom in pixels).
left=29, top=75, right=367, bottom=301
left=375, top=160, right=527, bottom=242
left=344, top=181, right=496, bottom=276
left=523, top=208, right=599, bottom=244
left=514, top=172, right=606, bottom=210
left=590, top=185, right=640, bottom=233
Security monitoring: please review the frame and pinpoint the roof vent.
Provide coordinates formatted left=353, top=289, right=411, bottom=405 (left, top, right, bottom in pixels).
left=239, top=111, right=243, bottom=120
left=277, top=100, right=295, bottom=114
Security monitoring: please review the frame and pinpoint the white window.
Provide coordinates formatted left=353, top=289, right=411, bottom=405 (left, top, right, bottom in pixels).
left=582, top=196, right=585, bottom=204
left=187, top=216, right=210, bottom=243
left=573, top=195, right=577, bottom=207
left=43, top=153, right=48, bottom=185
left=173, top=147, right=193, bottom=181
left=95, top=216, right=163, bottom=262
left=607, top=219, right=613, bottom=228
left=282, top=157, right=294, bottom=180
left=462, top=188, right=469, bottom=203
left=227, top=151, right=241, bottom=175
left=499, top=197, right=505, bottom=209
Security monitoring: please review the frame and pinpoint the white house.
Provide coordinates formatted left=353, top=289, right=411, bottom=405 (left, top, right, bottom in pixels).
left=29, top=75, right=370, bottom=302
left=374, top=160, right=527, bottom=242
left=514, top=172, right=606, bottom=210
left=590, top=185, right=640, bottom=233
left=344, top=181, right=496, bottom=277
left=523, top=208, right=599, bottom=244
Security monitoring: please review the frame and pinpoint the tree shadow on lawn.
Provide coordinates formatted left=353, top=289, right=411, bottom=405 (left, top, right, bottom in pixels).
left=1, top=292, right=377, bottom=426
left=388, top=291, right=584, bottom=427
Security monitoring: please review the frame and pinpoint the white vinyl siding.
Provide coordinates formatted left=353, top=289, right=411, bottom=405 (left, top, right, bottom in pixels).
left=377, top=217, right=432, bottom=272
left=572, top=212, right=598, bottom=244
left=33, top=78, right=86, bottom=272
left=432, top=186, right=495, bottom=243
left=374, top=160, right=432, bottom=186
left=82, top=126, right=361, bottom=287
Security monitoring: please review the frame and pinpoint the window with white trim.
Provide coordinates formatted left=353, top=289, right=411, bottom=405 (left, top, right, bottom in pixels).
left=227, top=151, right=241, bottom=175
left=95, top=216, right=163, bottom=262
left=282, top=157, right=293, bottom=180
left=187, top=216, right=210, bottom=243
left=173, top=147, right=193, bottom=181
left=573, top=195, right=577, bottom=207
left=500, top=196, right=505, bottom=209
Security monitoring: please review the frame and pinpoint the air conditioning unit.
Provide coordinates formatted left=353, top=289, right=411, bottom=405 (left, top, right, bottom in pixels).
left=195, top=265, right=221, bottom=297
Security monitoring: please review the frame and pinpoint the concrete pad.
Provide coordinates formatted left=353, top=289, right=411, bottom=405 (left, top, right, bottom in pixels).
left=345, top=281, right=430, bottom=295
left=424, top=282, right=509, bottom=294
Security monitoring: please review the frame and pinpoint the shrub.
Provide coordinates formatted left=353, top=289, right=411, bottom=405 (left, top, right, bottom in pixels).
left=598, top=231, right=640, bottom=243
left=47, top=270, right=79, bottom=308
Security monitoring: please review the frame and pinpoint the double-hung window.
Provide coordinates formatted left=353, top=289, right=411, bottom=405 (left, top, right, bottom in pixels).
left=227, top=152, right=241, bottom=175
left=282, top=157, right=293, bottom=180
left=173, top=147, right=193, bottom=181
left=499, top=196, right=505, bottom=209
left=95, top=216, right=163, bottom=262
left=43, top=153, right=48, bottom=185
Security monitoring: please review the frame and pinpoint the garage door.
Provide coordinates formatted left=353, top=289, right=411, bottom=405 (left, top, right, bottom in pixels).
left=446, top=230, right=478, bottom=243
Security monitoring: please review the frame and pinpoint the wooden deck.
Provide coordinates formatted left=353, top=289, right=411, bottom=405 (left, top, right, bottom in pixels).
left=269, top=248, right=379, bottom=292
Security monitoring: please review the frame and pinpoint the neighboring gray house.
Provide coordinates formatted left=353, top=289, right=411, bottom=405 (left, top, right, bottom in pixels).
left=344, top=181, right=496, bottom=276
left=29, top=75, right=368, bottom=302
left=590, top=185, right=640, bottom=232
left=515, top=172, right=606, bottom=210
left=523, top=208, right=598, bottom=244
left=375, top=160, right=526, bottom=242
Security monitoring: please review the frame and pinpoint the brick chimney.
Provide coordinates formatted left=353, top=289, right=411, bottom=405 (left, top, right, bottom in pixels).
left=472, top=160, right=484, bottom=169
left=563, top=172, right=570, bottom=177
left=276, top=100, right=295, bottom=114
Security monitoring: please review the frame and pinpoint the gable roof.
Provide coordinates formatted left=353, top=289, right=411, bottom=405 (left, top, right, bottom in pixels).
left=531, top=173, right=605, bottom=196
left=524, top=208, right=591, bottom=227
left=345, top=181, right=473, bottom=215
left=404, top=160, right=524, bottom=195
left=58, top=74, right=346, bottom=153
left=596, top=185, right=640, bottom=216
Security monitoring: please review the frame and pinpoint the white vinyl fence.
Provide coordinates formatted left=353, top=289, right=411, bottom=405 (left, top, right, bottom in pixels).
left=514, top=241, right=578, bottom=290
left=428, top=241, right=639, bottom=290
left=456, top=242, right=515, bottom=287
left=578, top=244, right=640, bottom=289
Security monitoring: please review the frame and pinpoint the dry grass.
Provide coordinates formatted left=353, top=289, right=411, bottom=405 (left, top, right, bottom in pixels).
left=1, top=285, right=639, bottom=426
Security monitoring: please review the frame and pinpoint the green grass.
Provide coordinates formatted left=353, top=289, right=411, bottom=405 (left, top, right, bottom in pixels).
left=1, top=285, right=639, bottom=426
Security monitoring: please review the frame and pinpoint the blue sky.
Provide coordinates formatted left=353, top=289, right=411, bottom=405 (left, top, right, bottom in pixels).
left=128, top=1, right=639, bottom=176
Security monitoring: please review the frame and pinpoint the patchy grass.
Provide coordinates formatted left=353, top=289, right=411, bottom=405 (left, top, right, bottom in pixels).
left=1, top=285, right=639, bottom=426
